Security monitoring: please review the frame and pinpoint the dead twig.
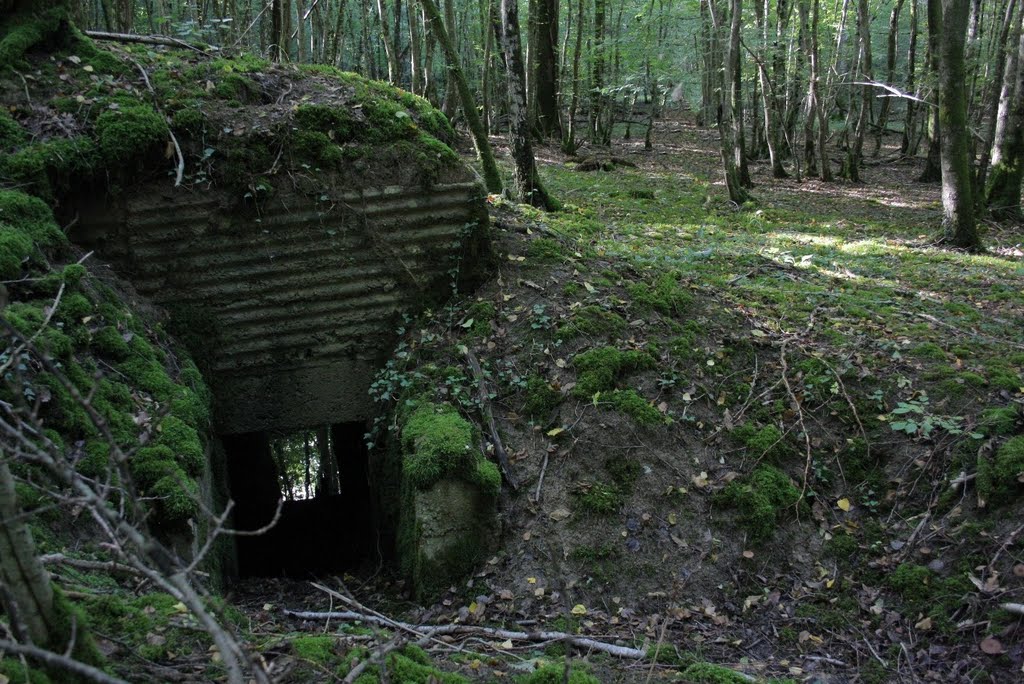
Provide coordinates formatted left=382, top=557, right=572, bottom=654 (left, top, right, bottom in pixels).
left=130, top=60, right=184, bottom=187
left=464, top=347, right=518, bottom=490
left=285, top=604, right=646, bottom=659
left=84, top=30, right=211, bottom=53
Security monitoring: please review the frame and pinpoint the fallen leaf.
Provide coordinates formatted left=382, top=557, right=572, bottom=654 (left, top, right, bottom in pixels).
left=549, top=507, right=571, bottom=522
left=914, top=616, right=932, bottom=630
left=571, top=604, right=587, bottom=616
left=837, top=498, right=852, bottom=512
left=583, top=282, right=597, bottom=293
left=498, top=639, right=514, bottom=649
left=546, top=426, right=564, bottom=437
left=980, top=636, right=1004, bottom=655
left=692, top=471, right=709, bottom=488
left=742, top=550, right=754, bottom=559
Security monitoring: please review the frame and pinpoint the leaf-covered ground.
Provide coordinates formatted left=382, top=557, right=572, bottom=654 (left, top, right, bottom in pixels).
left=285, top=112, right=1024, bottom=683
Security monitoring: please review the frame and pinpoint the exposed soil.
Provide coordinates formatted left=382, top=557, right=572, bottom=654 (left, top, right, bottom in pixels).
left=257, top=112, right=1024, bottom=683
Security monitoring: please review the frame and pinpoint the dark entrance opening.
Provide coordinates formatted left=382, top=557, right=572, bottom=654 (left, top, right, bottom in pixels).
left=223, top=422, right=374, bottom=578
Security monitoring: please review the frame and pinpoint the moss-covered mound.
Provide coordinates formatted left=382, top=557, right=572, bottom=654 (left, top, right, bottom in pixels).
left=1, top=20, right=468, bottom=210
left=0, top=186, right=215, bottom=539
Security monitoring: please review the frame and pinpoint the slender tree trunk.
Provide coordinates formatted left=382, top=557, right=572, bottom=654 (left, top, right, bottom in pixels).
left=800, top=0, right=818, bottom=176
left=731, top=0, right=753, bottom=187
left=843, top=0, right=872, bottom=180
left=813, top=0, right=831, bottom=181
left=920, top=0, right=944, bottom=181
left=936, top=0, right=981, bottom=250
left=976, top=0, right=1020, bottom=198
left=409, top=0, right=423, bottom=94
left=563, top=0, right=585, bottom=153
left=874, top=0, right=906, bottom=155
left=316, top=428, right=339, bottom=497
left=987, top=22, right=1024, bottom=218
left=903, top=0, right=919, bottom=154
left=441, top=0, right=459, bottom=117
left=418, top=0, right=504, bottom=194
left=496, top=0, right=555, bottom=207
left=710, top=0, right=749, bottom=203
left=0, top=462, right=57, bottom=648
left=376, top=0, right=400, bottom=83
left=590, top=0, right=607, bottom=144
left=532, top=0, right=561, bottom=138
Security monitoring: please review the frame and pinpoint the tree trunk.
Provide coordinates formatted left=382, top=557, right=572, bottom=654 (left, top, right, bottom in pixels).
left=977, top=0, right=1021, bottom=198
left=590, top=0, right=607, bottom=144
left=920, top=0, right=943, bottom=181
left=316, top=427, right=339, bottom=497
left=532, top=0, right=561, bottom=138
left=843, top=0, right=872, bottom=181
left=0, top=462, right=98, bottom=669
left=936, top=0, right=981, bottom=250
left=903, top=0, right=919, bottom=154
left=418, top=0, right=504, bottom=194
left=441, top=0, right=459, bottom=117
left=987, top=22, right=1024, bottom=218
left=730, top=0, right=753, bottom=188
left=376, top=0, right=400, bottom=83
left=563, top=0, right=585, bottom=153
left=496, top=0, right=554, bottom=208
left=874, top=0, right=905, bottom=156
left=709, top=0, right=749, bottom=203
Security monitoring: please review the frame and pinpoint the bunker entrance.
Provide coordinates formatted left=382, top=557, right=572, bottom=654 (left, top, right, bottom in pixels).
left=223, top=422, right=375, bottom=578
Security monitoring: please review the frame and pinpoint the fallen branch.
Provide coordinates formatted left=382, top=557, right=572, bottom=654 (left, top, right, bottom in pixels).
left=1000, top=603, right=1024, bottom=616
left=464, top=347, right=518, bottom=490
left=39, top=553, right=145, bottom=576
left=131, top=60, right=185, bottom=187
left=0, top=638, right=129, bottom=684
left=84, top=30, right=212, bottom=53
left=283, top=609, right=645, bottom=659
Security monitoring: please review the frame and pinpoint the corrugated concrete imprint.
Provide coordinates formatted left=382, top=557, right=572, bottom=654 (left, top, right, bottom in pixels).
left=73, top=180, right=488, bottom=434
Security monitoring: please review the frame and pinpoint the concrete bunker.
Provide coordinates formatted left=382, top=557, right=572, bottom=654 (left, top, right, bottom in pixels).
left=58, top=70, right=499, bottom=592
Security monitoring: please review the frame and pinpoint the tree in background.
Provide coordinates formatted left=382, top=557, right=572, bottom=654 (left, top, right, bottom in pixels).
left=935, top=0, right=980, bottom=250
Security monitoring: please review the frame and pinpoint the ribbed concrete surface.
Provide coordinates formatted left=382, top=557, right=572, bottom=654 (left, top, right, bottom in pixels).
left=74, top=181, right=488, bottom=434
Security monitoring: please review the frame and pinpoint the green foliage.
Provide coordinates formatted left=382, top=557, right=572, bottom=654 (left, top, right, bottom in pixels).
left=627, top=271, right=692, bottom=316
left=527, top=237, right=565, bottom=262
left=0, top=107, right=27, bottom=150
left=83, top=592, right=211, bottom=662
left=716, top=465, right=803, bottom=543
left=576, top=481, right=623, bottom=514
left=572, top=346, right=655, bottom=398
left=731, top=423, right=789, bottom=461
left=1, top=136, right=100, bottom=198
left=977, top=436, right=1024, bottom=507
left=157, top=415, right=205, bottom=477
left=606, top=388, right=666, bottom=425
left=980, top=406, right=1021, bottom=436
left=292, top=635, right=337, bottom=665
left=559, top=305, right=627, bottom=340
left=0, top=7, right=66, bottom=67
left=401, top=404, right=498, bottom=494
left=91, top=326, right=130, bottom=360
left=523, top=375, right=561, bottom=420
left=521, top=662, right=599, bottom=684
left=94, top=104, right=168, bottom=165
left=680, top=663, right=757, bottom=684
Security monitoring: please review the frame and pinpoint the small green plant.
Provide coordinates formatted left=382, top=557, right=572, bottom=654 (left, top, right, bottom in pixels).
left=887, top=395, right=982, bottom=439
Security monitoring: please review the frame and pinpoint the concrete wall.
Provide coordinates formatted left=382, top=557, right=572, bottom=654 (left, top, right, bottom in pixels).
left=72, top=180, right=488, bottom=434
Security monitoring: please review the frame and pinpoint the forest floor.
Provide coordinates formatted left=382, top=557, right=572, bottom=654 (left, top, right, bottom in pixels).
left=236, top=114, right=1024, bottom=684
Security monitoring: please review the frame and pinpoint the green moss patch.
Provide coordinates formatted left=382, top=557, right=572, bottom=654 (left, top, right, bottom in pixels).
left=559, top=305, right=627, bottom=340
left=977, top=436, right=1024, bottom=507
left=572, top=346, right=656, bottom=398
left=716, top=465, right=804, bottom=543
left=626, top=271, right=693, bottom=316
